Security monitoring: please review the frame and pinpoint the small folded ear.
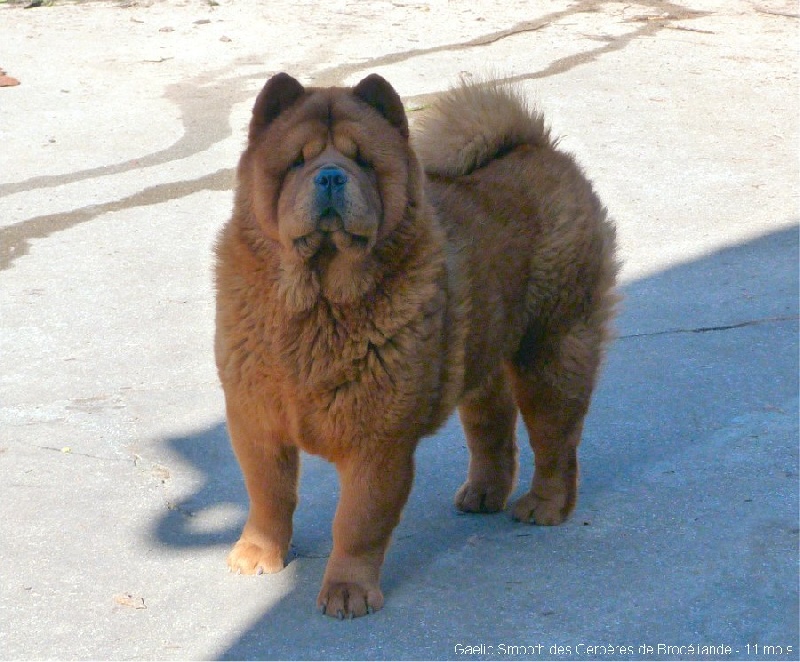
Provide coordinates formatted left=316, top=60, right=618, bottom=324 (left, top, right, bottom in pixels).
left=352, top=74, right=408, bottom=139
left=249, top=72, right=305, bottom=140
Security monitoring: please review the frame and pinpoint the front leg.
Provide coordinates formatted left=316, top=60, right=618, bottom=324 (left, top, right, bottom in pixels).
left=318, top=448, right=415, bottom=618
left=225, top=400, right=299, bottom=575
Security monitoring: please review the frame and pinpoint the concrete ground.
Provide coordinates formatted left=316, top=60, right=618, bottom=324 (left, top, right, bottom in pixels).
left=0, top=0, right=797, bottom=659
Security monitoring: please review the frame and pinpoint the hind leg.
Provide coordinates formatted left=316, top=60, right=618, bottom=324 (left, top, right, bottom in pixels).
left=508, top=323, right=602, bottom=525
left=454, top=367, right=519, bottom=513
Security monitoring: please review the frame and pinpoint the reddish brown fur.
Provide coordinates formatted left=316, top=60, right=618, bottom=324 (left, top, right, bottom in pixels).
left=214, top=73, right=619, bottom=618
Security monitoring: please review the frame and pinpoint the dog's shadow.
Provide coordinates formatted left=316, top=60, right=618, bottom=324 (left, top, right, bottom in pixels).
left=152, top=421, right=341, bottom=559
left=151, top=410, right=487, bottom=570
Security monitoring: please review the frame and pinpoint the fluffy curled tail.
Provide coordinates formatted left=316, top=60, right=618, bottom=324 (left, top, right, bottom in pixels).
left=413, top=80, right=552, bottom=177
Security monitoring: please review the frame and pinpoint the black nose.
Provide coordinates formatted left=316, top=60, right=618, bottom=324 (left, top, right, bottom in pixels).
left=314, top=166, right=348, bottom=194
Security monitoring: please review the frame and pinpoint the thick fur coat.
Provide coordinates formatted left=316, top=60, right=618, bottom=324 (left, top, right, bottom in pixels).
left=214, top=73, right=618, bottom=618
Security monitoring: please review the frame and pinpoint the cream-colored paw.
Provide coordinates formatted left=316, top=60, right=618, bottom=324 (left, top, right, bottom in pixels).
left=227, top=539, right=285, bottom=575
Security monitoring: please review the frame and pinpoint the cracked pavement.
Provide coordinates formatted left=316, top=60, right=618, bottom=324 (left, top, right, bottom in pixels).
left=0, top=0, right=797, bottom=659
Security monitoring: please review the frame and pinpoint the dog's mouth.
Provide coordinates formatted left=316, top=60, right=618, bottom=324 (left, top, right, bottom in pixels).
left=293, top=212, right=371, bottom=261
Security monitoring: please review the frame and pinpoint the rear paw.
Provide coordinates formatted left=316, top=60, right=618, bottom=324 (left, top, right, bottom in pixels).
left=317, top=581, right=383, bottom=619
left=455, top=480, right=509, bottom=513
left=511, top=490, right=571, bottom=525
left=227, top=539, right=285, bottom=575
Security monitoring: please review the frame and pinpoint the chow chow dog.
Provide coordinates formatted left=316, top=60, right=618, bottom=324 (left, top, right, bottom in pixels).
left=214, top=72, right=618, bottom=618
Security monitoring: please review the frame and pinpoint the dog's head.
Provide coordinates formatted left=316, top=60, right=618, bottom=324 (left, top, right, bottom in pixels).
left=238, top=73, right=421, bottom=305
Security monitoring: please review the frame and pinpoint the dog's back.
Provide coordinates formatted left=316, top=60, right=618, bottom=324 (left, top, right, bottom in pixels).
left=414, top=80, right=619, bottom=392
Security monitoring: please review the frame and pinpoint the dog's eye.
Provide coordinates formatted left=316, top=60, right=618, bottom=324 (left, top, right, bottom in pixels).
left=355, top=150, right=371, bottom=169
left=291, top=153, right=305, bottom=169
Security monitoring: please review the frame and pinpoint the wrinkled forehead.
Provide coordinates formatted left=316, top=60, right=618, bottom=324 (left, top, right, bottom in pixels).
left=260, top=86, right=406, bottom=165
left=288, top=88, right=380, bottom=132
